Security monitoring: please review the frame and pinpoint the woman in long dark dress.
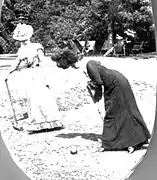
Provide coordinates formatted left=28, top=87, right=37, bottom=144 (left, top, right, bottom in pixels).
left=86, top=60, right=151, bottom=152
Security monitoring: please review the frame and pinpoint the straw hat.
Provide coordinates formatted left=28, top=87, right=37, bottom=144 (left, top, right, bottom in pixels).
left=13, top=23, right=34, bottom=41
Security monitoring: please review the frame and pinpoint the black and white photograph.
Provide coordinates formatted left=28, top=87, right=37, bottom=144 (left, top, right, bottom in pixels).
left=0, top=0, right=156, bottom=180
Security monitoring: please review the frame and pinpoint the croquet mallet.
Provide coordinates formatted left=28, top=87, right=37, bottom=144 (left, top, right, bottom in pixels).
left=84, top=71, right=104, bottom=121
left=5, top=79, right=24, bottom=131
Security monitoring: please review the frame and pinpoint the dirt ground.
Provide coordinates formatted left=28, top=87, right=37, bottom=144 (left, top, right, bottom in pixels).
left=0, top=55, right=156, bottom=180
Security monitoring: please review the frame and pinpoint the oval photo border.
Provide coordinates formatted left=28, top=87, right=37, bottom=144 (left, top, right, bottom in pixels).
left=0, top=0, right=156, bottom=180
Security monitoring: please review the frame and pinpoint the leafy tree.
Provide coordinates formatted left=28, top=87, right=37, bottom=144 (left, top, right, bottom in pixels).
left=0, top=0, right=155, bottom=54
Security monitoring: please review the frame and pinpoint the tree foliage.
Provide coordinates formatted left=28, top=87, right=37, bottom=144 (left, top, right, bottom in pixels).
left=0, top=0, right=155, bottom=54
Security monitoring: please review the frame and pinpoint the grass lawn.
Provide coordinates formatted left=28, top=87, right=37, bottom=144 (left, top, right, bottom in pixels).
left=0, top=55, right=156, bottom=180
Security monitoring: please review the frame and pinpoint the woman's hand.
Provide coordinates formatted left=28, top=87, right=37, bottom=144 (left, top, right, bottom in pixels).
left=4, top=72, right=10, bottom=82
left=4, top=69, right=14, bottom=82
left=87, top=81, right=102, bottom=103
left=37, top=49, right=46, bottom=67
left=5, top=59, right=22, bottom=81
left=87, top=80, right=98, bottom=90
left=4, top=69, right=15, bottom=82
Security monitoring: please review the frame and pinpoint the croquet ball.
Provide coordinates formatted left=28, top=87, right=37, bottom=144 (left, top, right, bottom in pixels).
left=70, top=146, right=78, bottom=155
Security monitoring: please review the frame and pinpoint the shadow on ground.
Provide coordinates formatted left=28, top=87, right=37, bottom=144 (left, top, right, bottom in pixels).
left=27, top=127, right=65, bottom=135
left=56, top=133, right=148, bottom=152
left=56, top=132, right=102, bottom=142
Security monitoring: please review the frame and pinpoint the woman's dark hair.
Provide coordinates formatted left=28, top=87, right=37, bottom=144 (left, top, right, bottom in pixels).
left=51, top=47, right=80, bottom=69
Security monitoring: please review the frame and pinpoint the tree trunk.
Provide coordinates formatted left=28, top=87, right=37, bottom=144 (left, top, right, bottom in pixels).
left=107, top=19, right=114, bottom=50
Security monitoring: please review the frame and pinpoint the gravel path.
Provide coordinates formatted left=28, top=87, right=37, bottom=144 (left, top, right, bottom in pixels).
left=0, top=56, right=156, bottom=180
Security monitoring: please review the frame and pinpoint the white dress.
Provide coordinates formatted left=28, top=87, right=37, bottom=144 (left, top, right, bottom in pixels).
left=9, top=42, right=63, bottom=131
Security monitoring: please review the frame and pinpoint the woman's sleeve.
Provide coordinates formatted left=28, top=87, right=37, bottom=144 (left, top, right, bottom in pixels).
left=36, top=43, right=45, bottom=63
left=93, top=85, right=103, bottom=102
left=17, top=47, right=23, bottom=59
left=9, top=48, right=23, bottom=72
left=36, top=43, right=44, bottom=52
left=86, top=60, right=103, bottom=102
